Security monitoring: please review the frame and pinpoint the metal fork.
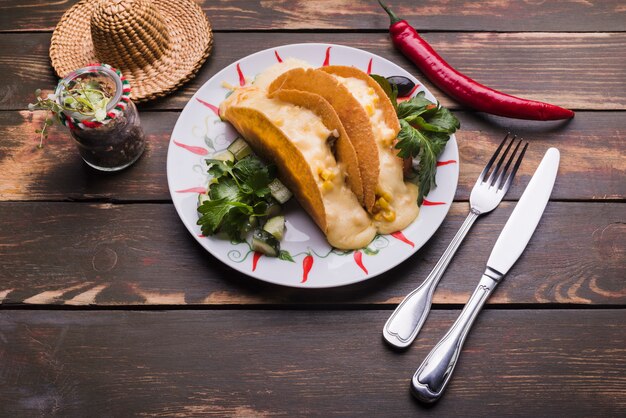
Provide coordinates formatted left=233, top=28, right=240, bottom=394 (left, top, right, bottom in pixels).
left=383, top=133, right=528, bottom=348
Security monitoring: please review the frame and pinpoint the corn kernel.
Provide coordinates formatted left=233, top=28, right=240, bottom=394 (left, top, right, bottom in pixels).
left=377, top=196, right=390, bottom=210
left=274, top=118, right=284, bottom=127
left=381, top=191, right=393, bottom=202
left=368, top=87, right=375, bottom=95
left=365, top=104, right=374, bottom=116
left=322, top=180, right=334, bottom=192
left=320, top=168, right=335, bottom=181
left=374, top=212, right=384, bottom=222
left=383, top=210, right=396, bottom=222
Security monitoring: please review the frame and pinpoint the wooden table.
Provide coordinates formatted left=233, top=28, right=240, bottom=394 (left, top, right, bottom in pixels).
left=1, top=0, right=625, bottom=415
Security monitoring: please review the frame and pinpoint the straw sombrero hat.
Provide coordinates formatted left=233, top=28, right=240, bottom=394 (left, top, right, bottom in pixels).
left=50, top=0, right=213, bottom=102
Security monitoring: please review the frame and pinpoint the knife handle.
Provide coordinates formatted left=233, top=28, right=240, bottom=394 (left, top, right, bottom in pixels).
left=411, top=270, right=502, bottom=403
left=383, top=211, right=479, bottom=348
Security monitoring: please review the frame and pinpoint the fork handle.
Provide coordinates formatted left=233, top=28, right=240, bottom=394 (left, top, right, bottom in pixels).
left=411, top=271, right=501, bottom=403
left=383, top=210, right=480, bottom=348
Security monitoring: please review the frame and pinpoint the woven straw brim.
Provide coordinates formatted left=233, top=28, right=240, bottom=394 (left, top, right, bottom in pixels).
left=50, top=0, right=213, bottom=102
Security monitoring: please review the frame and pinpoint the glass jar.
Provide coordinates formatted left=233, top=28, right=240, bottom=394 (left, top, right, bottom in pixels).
left=55, top=64, right=146, bottom=171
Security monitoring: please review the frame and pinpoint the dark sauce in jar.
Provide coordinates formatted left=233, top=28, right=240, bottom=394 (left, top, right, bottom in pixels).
left=70, top=101, right=145, bottom=171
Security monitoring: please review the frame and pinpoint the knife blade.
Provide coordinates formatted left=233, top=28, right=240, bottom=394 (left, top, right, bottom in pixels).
left=487, top=147, right=560, bottom=275
left=411, top=147, right=560, bottom=403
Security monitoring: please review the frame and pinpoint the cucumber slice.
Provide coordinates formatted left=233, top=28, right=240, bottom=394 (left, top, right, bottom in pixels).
left=252, top=229, right=280, bottom=257
left=211, top=149, right=235, bottom=163
left=268, top=178, right=292, bottom=204
left=197, top=193, right=210, bottom=206
left=263, top=215, right=285, bottom=240
left=241, top=216, right=258, bottom=235
left=227, top=137, right=252, bottom=161
left=248, top=216, right=259, bottom=229
left=265, top=202, right=282, bottom=219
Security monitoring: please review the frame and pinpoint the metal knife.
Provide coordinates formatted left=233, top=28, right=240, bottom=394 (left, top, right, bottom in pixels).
left=411, top=147, right=560, bottom=403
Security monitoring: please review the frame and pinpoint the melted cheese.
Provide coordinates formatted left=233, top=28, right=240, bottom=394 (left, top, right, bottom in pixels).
left=253, top=58, right=313, bottom=91
left=332, top=75, right=419, bottom=233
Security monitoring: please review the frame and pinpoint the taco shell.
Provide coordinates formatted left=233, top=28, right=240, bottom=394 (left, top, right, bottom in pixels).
left=219, top=85, right=377, bottom=250
left=268, top=67, right=380, bottom=212
left=320, top=65, right=401, bottom=134
left=269, top=89, right=363, bottom=211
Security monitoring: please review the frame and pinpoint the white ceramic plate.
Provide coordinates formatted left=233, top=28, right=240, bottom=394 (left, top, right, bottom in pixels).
left=167, top=43, right=459, bottom=288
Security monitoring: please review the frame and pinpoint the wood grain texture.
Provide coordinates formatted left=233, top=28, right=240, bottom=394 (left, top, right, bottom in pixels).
left=0, top=201, right=623, bottom=306
left=1, top=110, right=623, bottom=202
left=0, top=309, right=624, bottom=416
left=2, top=32, right=625, bottom=112
left=0, top=0, right=623, bottom=414
left=0, top=110, right=171, bottom=202
left=1, top=0, right=625, bottom=32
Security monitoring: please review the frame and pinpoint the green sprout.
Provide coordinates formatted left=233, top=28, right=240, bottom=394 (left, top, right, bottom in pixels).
left=28, top=78, right=113, bottom=148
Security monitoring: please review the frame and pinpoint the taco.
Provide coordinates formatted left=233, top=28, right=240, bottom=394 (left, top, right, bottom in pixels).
left=219, top=62, right=377, bottom=250
left=268, top=67, right=379, bottom=211
left=269, top=66, right=419, bottom=234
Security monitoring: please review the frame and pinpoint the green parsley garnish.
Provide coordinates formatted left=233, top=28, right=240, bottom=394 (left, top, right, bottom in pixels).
left=28, top=78, right=114, bottom=148
left=371, top=76, right=460, bottom=205
left=197, top=155, right=276, bottom=241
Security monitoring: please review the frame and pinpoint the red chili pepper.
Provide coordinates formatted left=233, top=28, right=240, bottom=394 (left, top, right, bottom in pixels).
left=252, top=251, right=262, bottom=272
left=301, top=254, right=314, bottom=283
left=236, top=63, right=246, bottom=86
left=391, top=231, right=415, bottom=248
left=175, top=187, right=208, bottom=194
left=353, top=251, right=368, bottom=274
left=422, top=199, right=446, bottom=206
left=173, top=140, right=209, bottom=156
left=195, top=98, right=220, bottom=116
left=379, top=1, right=574, bottom=121
left=436, top=159, right=457, bottom=167
left=323, top=47, right=332, bottom=66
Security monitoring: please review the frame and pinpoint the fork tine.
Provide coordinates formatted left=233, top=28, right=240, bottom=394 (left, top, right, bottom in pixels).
left=493, top=138, right=522, bottom=190
left=478, top=133, right=510, bottom=183
left=487, top=134, right=516, bottom=186
left=501, top=141, right=529, bottom=193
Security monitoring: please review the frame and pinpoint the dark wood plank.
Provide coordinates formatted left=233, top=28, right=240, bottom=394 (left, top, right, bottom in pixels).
left=0, top=309, right=624, bottom=416
left=1, top=0, right=625, bottom=32
left=0, top=110, right=175, bottom=202
left=2, top=32, right=625, bottom=112
left=456, top=112, right=626, bottom=202
left=0, top=201, right=623, bottom=306
left=1, top=110, right=623, bottom=202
